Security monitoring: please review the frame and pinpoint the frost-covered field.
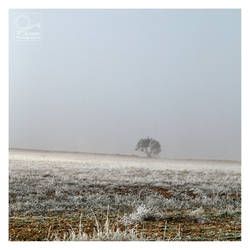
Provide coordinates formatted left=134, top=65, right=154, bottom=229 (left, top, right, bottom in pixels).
left=9, top=149, right=241, bottom=241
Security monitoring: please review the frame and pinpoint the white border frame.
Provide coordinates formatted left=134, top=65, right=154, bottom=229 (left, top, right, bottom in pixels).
left=1, top=1, right=248, bottom=250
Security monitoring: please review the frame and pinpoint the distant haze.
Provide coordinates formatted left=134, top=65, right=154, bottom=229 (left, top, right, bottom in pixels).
left=9, top=9, right=241, bottom=161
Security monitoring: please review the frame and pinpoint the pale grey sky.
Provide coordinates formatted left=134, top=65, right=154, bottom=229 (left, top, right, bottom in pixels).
left=9, top=9, right=241, bottom=160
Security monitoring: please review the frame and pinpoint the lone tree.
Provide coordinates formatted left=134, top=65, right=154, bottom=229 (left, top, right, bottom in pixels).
left=135, top=137, right=161, bottom=158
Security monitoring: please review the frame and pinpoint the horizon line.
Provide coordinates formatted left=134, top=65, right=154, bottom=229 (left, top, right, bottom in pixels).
left=9, top=147, right=241, bottom=163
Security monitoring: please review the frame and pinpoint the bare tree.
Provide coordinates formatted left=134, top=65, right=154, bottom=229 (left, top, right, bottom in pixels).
left=135, top=137, right=161, bottom=158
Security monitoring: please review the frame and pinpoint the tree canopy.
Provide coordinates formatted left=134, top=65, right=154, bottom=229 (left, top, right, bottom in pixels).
left=135, top=137, right=161, bottom=158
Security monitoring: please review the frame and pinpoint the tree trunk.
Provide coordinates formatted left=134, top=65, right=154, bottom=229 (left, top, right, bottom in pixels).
left=145, top=148, right=152, bottom=158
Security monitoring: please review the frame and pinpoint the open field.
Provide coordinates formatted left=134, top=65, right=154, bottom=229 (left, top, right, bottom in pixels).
left=9, top=149, right=241, bottom=241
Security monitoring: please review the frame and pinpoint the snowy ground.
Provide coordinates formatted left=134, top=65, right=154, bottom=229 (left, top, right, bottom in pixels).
left=9, top=149, right=240, bottom=171
left=9, top=149, right=241, bottom=241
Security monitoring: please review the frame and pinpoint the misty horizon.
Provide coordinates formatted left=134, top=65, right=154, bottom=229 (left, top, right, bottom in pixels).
left=9, top=9, right=241, bottom=161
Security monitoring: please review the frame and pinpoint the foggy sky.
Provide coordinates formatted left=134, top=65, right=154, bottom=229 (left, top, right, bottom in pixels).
left=9, top=9, right=241, bottom=160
